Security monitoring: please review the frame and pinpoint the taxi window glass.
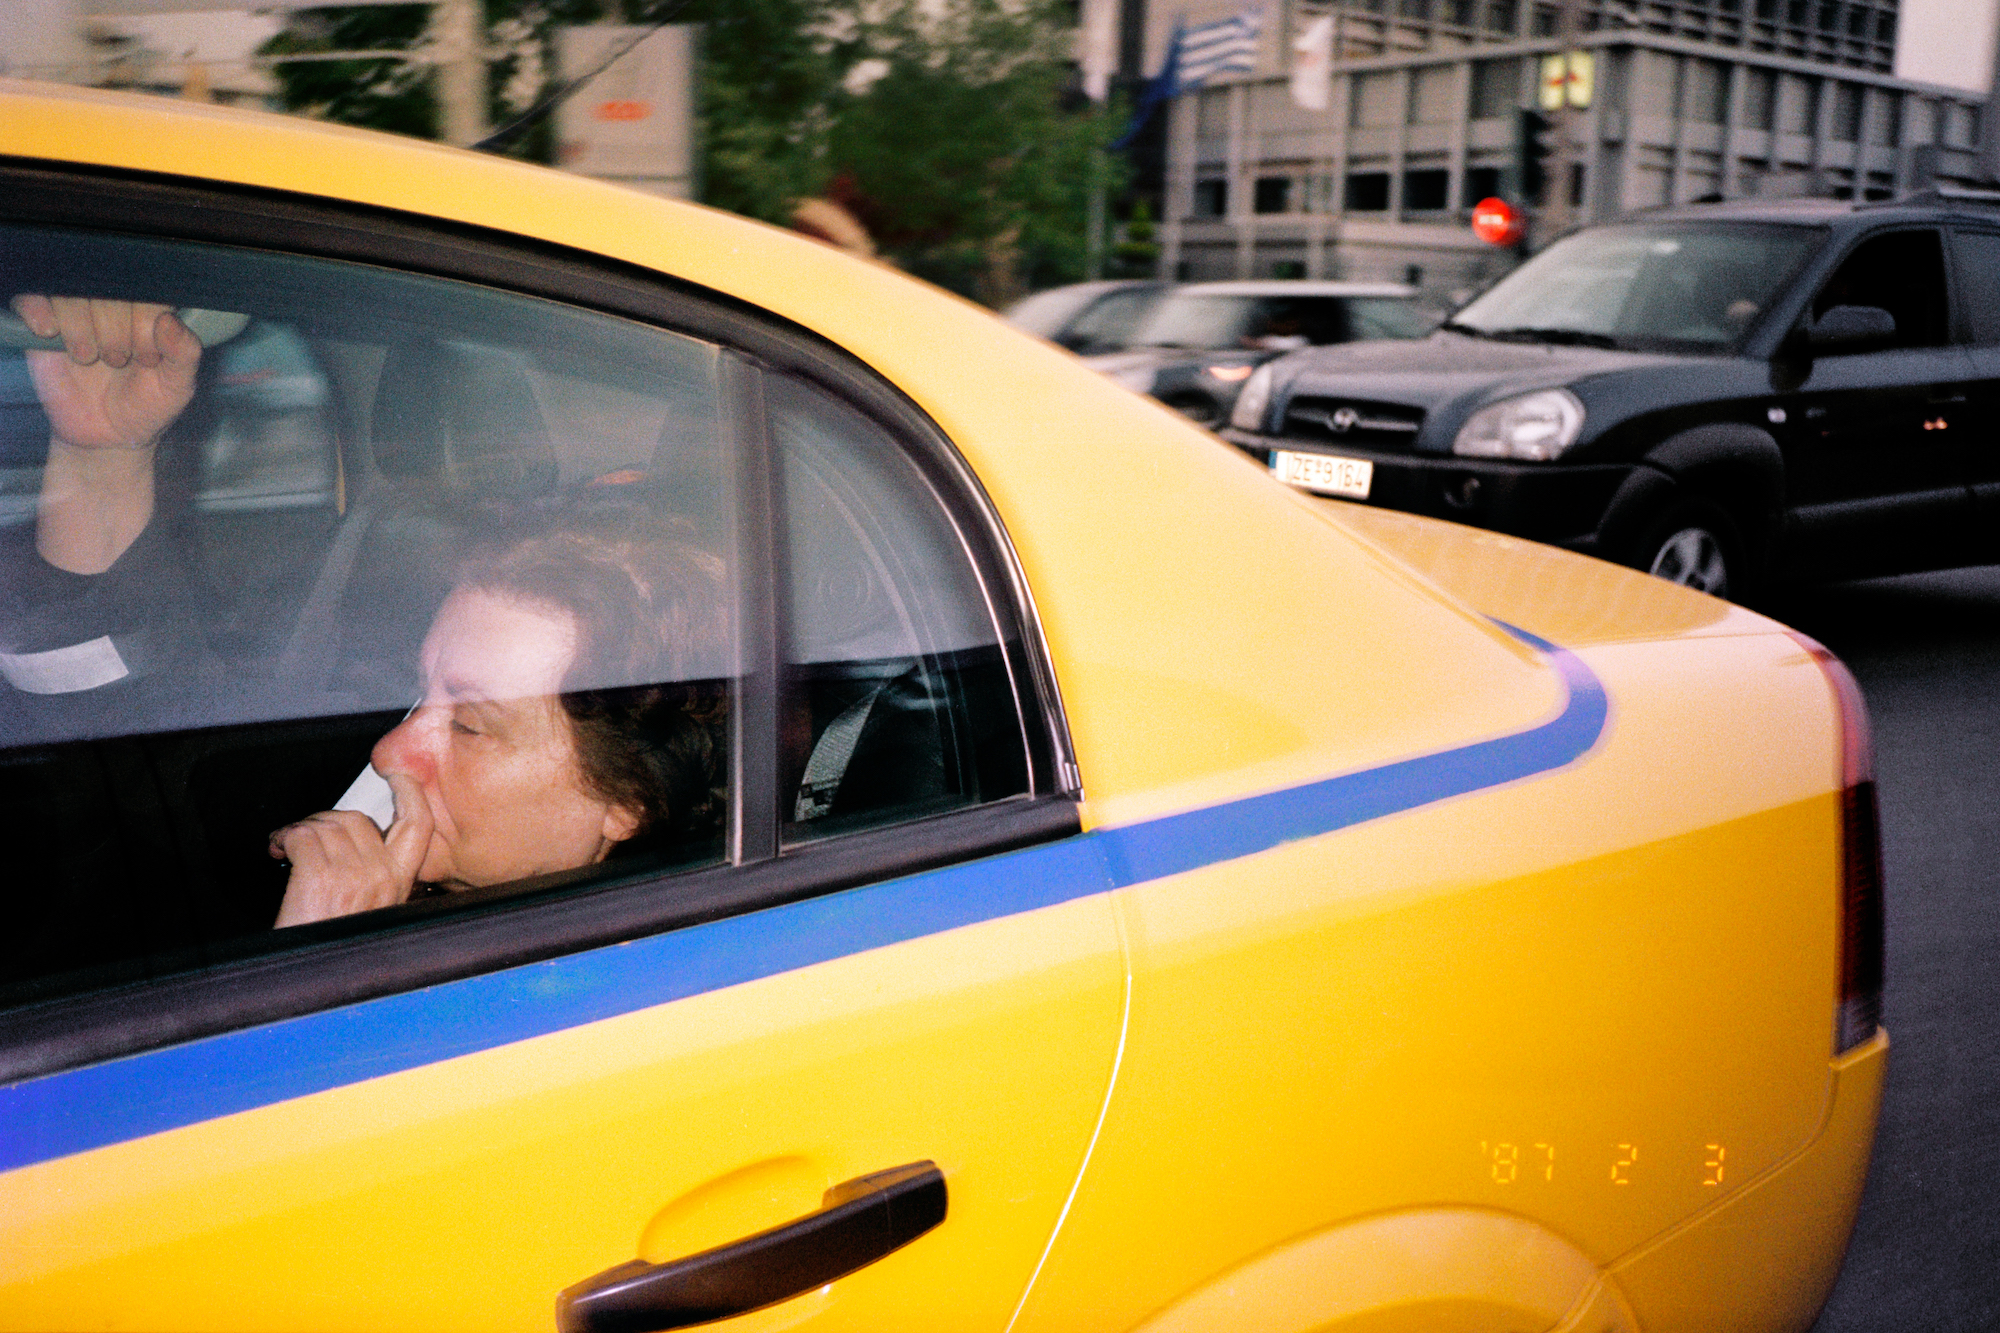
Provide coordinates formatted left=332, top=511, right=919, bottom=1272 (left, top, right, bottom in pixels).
left=0, top=225, right=738, bottom=1005
left=769, top=375, right=1029, bottom=841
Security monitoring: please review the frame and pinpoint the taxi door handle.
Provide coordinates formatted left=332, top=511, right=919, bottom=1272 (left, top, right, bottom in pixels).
left=555, top=1161, right=947, bottom=1333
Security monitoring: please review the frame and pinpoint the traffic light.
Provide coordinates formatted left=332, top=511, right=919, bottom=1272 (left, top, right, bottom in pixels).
left=1515, top=108, right=1553, bottom=207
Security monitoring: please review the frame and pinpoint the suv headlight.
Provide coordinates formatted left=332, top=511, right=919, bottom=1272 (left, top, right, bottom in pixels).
left=1229, top=363, right=1276, bottom=431
left=1451, top=389, right=1585, bottom=461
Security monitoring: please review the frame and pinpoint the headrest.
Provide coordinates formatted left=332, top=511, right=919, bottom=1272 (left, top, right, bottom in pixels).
left=372, top=340, right=558, bottom=498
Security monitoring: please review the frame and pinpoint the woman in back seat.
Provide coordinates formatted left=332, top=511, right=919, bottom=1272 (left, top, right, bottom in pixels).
left=270, top=496, right=730, bottom=926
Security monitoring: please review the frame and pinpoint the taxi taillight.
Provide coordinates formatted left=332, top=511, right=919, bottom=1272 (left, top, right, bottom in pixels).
left=1789, top=632, right=1884, bottom=1053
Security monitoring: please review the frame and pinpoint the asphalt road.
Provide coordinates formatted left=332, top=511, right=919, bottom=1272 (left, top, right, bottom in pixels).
left=1770, top=569, right=2000, bottom=1331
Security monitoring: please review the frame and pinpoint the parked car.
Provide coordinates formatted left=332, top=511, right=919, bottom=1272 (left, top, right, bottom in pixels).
left=1002, top=279, right=1168, bottom=355
left=1089, top=279, right=1434, bottom=426
left=0, top=82, right=1882, bottom=1333
left=1224, top=192, right=2000, bottom=601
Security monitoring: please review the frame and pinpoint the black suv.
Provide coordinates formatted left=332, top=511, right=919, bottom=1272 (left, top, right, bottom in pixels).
left=1221, top=191, right=2000, bottom=600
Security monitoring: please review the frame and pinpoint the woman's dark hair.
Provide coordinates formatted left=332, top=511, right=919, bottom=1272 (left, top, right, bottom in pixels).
left=457, top=492, right=731, bottom=848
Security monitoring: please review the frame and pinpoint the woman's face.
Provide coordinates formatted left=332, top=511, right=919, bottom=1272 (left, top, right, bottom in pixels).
left=370, top=587, right=640, bottom=888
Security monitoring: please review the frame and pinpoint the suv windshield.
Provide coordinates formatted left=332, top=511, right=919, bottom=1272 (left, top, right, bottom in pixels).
left=1449, top=222, right=1823, bottom=352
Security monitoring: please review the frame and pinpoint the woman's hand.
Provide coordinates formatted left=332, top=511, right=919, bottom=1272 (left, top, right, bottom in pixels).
left=272, top=773, right=436, bottom=928
left=11, top=296, right=200, bottom=451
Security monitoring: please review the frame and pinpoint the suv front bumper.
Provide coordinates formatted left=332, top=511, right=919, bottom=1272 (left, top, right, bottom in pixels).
left=1225, top=432, right=1633, bottom=552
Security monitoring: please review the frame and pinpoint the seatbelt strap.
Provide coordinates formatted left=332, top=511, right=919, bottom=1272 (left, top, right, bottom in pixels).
left=794, top=683, right=886, bottom=822
left=276, top=490, right=376, bottom=678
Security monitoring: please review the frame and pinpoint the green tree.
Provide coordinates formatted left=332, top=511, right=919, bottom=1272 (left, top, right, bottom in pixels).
left=263, top=0, right=1116, bottom=302
left=1111, top=197, right=1160, bottom=279
left=259, top=4, right=439, bottom=142
left=824, top=0, right=1121, bottom=301
left=650, top=0, right=844, bottom=225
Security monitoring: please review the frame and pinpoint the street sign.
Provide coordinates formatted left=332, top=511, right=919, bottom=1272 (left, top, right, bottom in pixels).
left=1472, top=197, right=1525, bottom=247
left=1538, top=50, right=1594, bottom=110
left=554, top=25, right=696, bottom=200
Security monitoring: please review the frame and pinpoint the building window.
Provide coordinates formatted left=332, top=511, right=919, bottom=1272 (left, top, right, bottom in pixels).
left=1569, top=162, right=1587, bottom=208
left=1409, top=66, right=1457, bottom=125
left=1830, top=83, right=1862, bottom=141
left=1816, top=0, right=1840, bottom=31
left=1909, top=99, right=1938, bottom=144
left=1352, top=71, right=1402, bottom=128
left=1687, top=60, right=1729, bottom=124
left=1193, top=179, right=1228, bottom=217
left=1345, top=172, right=1392, bottom=211
left=1402, top=168, right=1450, bottom=210
left=1254, top=177, right=1293, bottom=213
left=1469, top=58, right=1521, bottom=119
left=1196, top=89, right=1230, bottom=142
left=1946, top=103, right=1978, bottom=148
left=1869, top=92, right=1899, bottom=146
left=1486, top=0, right=1518, bottom=32
left=1780, top=75, right=1818, bottom=135
left=1632, top=51, right=1679, bottom=119
left=1742, top=69, right=1776, bottom=130
left=1463, top=164, right=1504, bottom=205
left=1271, top=260, right=1308, bottom=278
left=1532, top=4, right=1558, bottom=35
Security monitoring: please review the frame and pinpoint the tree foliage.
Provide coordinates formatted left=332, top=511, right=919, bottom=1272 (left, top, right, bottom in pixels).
left=262, top=0, right=1118, bottom=301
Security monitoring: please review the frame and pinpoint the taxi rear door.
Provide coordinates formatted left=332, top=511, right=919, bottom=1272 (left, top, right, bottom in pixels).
left=0, top=171, right=1122, bottom=1333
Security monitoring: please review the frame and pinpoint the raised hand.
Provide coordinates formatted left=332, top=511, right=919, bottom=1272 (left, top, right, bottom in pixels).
left=12, top=296, right=206, bottom=573
left=11, top=296, right=200, bottom=451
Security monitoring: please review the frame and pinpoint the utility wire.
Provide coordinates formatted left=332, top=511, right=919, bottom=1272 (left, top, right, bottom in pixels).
left=474, top=1, right=694, bottom=154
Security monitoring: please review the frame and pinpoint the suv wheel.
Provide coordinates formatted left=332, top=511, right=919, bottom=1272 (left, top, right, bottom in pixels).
left=1637, top=501, right=1739, bottom=600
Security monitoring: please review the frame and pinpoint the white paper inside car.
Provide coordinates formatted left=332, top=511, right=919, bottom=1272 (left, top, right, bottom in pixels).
left=333, top=764, right=397, bottom=833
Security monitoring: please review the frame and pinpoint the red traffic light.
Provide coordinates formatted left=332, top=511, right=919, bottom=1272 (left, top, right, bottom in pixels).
left=1471, top=197, right=1524, bottom=247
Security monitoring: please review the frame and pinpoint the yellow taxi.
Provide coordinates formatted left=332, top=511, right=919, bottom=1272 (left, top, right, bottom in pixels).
left=0, top=82, right=1882, bottom=1332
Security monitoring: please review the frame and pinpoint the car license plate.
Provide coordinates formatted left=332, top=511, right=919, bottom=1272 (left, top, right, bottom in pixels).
left=1272, top=450, right=1373, bottom=499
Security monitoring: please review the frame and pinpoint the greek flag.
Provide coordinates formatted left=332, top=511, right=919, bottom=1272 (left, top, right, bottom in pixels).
left=1112, top=8, right=1263, bottom=150
left=1177, top=9, right=1264, bottom=89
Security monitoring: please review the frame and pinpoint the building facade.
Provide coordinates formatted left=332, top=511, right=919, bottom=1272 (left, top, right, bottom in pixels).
left=1155, top=0, right=1989, bottom=299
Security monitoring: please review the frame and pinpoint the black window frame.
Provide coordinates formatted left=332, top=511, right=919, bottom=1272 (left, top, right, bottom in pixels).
left=0, top=159, right=1081, bottom=1083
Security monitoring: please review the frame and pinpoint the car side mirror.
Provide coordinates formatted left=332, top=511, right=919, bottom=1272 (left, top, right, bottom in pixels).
left=1808, top=304, right=1897, bottom=351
